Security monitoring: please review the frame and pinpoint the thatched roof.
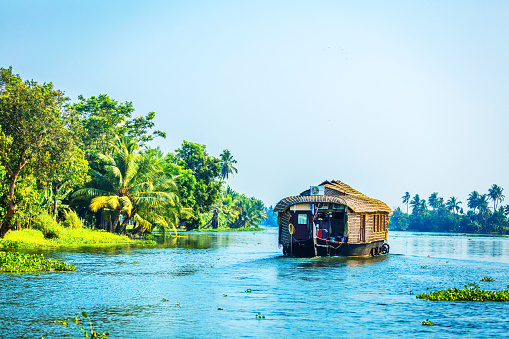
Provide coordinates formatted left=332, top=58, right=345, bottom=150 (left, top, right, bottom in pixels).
left=274, top=180, right=391, bottom=213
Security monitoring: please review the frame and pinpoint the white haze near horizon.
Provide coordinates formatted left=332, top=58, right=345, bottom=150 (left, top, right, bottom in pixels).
left=1, top=0, right=508, bottom=211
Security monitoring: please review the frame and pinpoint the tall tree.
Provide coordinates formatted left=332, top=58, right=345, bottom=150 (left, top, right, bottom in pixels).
left=478, top=194, right=490, bottom=230
left=73, top=94, right=165, bottom=157
left=428, top=192, right=439, bottom=210
left=220, top=149, right=238, bottom=180
left=467, top=191, right=480, bottom=213
left=409, top=194, right=421, bottom=214
left=73, top=135, right=181, bottom=234
left=0, top=67, right=77, bottom=237
left=402, top=192, right=410, bottom=214
left=488, top=184, right=504, bottom=211
left=169, top=141, right=222, bottom=229
left=446, top=196, right=462, bottom=215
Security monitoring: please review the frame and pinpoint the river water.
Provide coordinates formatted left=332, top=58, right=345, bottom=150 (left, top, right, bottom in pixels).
left=1, top=229, right=509, bottom=338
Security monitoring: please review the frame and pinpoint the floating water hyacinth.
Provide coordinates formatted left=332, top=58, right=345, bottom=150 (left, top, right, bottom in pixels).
left=417, top=286, right=509, bottom=302
left=0, top=252, right=76, bottom=272
left=422, top=319, right=434, bottom=326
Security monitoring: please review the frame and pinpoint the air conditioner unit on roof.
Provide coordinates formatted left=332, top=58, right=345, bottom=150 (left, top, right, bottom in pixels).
left=310, top=186, right=324, bottom=196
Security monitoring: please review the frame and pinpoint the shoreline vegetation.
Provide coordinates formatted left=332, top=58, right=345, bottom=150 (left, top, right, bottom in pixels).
left=391, top=186, right=509, bottom=234
left=0, top=67, right=275, bottom=243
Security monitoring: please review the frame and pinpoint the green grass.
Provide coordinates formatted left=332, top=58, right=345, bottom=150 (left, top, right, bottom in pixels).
left=0, top=251, right=76, bottom=272
left=416, top=286, right=509, bottom=302
left=0, top=227, right=155, bottom=249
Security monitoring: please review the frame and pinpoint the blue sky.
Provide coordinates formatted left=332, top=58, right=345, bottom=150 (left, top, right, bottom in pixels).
left=2, top=0, right=508, bottom=210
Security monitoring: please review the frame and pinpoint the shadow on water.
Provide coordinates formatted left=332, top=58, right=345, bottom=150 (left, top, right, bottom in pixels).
left=273, top=253, right=390, bottom=269
left=154, top=233, right=232, bottom=250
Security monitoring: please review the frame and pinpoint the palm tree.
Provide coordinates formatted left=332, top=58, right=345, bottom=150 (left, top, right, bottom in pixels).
left=402, top=192, right=410, bottom=214
left=419, top=199, right=428, bottom=215
left=478, top=194, right=490, bottom=231
left=446, top=196, right=462, bottom=215
left=488, top=184, right=505, bottom=211
left=74, top=135, right=182, bottom=235
left=220, top=149, right=238, bottom=180
left=503, top=205, right=509, bottom=218
left=436, top=197, right=444, bottom=209
left=409, top=194, right=421, bottom=214
left=231, top=195, right=267, bottom=228
left=202, top=188, right=240, bottom=229
left=467, top=191, right=480, bottom=213
left=428, top=192, right=439, bottom=210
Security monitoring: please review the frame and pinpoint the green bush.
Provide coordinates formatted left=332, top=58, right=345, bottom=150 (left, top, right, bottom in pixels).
left=61, top=210, right=83, bottom=229
left=33, top=211, right=63, bottom=239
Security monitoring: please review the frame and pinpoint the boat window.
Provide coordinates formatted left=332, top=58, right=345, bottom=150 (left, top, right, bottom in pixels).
left=297, top=213, right=308, bottom=225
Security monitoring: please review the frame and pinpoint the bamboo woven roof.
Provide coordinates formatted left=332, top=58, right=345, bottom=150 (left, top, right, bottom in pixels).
left=275, top=179, right=391, bottom=213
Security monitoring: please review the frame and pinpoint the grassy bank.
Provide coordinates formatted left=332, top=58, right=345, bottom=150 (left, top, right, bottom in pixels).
left=0, top=227, right=155, bottom=249
left=0, top=251, right=76, bottom=272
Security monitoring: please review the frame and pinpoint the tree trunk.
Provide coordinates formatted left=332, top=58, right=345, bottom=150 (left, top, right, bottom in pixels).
left=52, top=182, right=59, bottom=220
left=110, top=209, right=122, bottom=233
left=211, top=210, right=219, bottom=229
left=117, top=215, right=132, bottom=234
left=0, top=160, right=26, bottom=238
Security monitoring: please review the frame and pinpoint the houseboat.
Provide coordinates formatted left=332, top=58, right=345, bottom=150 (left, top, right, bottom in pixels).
left=274, top=180, right=391, bottom=257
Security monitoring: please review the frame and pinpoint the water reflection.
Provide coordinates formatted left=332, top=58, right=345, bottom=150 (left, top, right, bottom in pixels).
left=155, top=233, right=232, bottom=250
left=389, top=232, right=509, bottom=262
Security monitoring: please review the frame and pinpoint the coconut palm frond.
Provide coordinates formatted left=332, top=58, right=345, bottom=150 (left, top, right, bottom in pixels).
left=90, top=195, right=120, bottom=212
left=73, top=187, right=113, bottom=199
left=118, top=196, right=133, bottom=216
left=134, top=214, right=152, bottom=231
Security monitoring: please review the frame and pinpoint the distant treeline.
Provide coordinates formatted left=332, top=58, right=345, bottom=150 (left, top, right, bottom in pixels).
left=390, top=185, right=508, bottom=234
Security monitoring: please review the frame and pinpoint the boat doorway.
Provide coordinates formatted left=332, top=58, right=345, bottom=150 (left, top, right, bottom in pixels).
left=315, top=211, right=347, bottom=242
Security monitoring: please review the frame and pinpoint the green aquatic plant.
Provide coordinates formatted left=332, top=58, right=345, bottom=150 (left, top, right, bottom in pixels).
left=55, top=319, right=68, bottom=326
left=421, top=319, right=434, bottom=326
left=481, top=276, right=494, bottom=282
left=0, top=251, right=76, bottom=272
left=78, top=312, right=108, bottom=339
left=416, top=286, right=509, bottom=302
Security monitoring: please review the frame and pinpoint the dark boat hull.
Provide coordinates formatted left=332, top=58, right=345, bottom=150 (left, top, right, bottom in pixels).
left=283, top=239, right=386, bottom=257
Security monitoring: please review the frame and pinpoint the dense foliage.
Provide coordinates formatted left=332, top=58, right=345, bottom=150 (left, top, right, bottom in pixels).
left=0, top=67, right=267, bottom=239
left=391, top=185, right=508, bottom=234
left=0, top=251, right=76, bottom=272
left=201, top=187, right=267, bottom=230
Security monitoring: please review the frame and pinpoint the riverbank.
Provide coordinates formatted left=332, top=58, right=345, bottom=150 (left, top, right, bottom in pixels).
left=0, top=228, right=155, bottom=249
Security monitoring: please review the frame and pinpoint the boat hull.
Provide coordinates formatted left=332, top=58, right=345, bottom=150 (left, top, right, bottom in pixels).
left=283, top=239, right=386, bottom=257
